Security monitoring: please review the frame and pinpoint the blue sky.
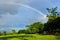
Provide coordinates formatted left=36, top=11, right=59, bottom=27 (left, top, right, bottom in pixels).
left=0, top=0, right=60, bottom=31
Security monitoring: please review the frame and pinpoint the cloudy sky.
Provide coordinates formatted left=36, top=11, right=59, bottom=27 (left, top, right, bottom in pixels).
left=0, top=0, right=60, bottom=31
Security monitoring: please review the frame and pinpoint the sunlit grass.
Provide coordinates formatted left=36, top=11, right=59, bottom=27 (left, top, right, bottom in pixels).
left=0, top=34, right=60, bottom=40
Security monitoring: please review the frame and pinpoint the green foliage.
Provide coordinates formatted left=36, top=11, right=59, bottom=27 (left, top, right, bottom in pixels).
left=46, top=7, right=60, bottom=22
left=46, top=7, right=58, bottom=16
left=12, top=29, right=16, bottom=34
left=18, top=30, right=26, bottom=34
left=0, top=7, right=60, bottom=35
left=2, top=31, right=7, bottom=35
left=26, top=22, right=44, bottom=34
left=42, top=7, right=60, bottom=34
left=44, top=17, right=60, bottom=34
left=0, top=32, right=2, bottom=36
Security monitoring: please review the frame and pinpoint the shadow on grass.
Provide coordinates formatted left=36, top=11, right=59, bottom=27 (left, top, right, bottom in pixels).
left=0, top=35, right=35, bottom=40
left=55, top=35, right=60, bottom=40
left=0, top=35, right=34, bottom=40
left=0, top=37, right=29, bottom=40
left=0, top=38, right=7, bottom=40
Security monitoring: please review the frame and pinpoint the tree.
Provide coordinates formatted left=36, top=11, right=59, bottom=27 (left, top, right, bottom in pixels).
left=51, top=17, right=60, bottom=30
left=12, top=29, right=16, bottom=34
left=46, top=7, right=59, bottom=22
left=26, top=22, right=44, bottom=34
left=44, top=17, right=60, bottom=34
left=18, top=30, right=26, bottom=34
left=46, top=7, right=57, bottom=17
left=0, top=32, right=2, bottom=36
left=43, top=7, right=60, bottom=34
left=2, top=31, right=7, bottom=35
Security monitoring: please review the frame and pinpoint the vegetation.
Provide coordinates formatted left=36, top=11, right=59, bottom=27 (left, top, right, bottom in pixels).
left=26, top=22, right=44, bottom=34
left=0, top=34, right=60, bottom=40
left=0, top=7, right=60, bottom=40
left=0, top=7, right=60, bottom=35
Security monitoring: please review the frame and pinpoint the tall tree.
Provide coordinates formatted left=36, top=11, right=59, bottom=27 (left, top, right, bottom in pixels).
left=43, top=7, right=60, bottom=34
left=18, top=30, right=26, bottom=34
left=47, top=7, right=57, bottom=17
left=44, top=17, right=60, bottom=32
left=46, top=7, right=59, bottom=22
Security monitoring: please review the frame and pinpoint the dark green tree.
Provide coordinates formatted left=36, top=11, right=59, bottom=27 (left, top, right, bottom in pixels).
left=12, top=29, right=16, bottom=34
left=46, top=7, right=59, bottom=22
left=44, top=17, right=60, bottom=34
left=26, top=22, right=44, bottom=34
left=47, top=7, right=57, bottom=16
left=18, top=30, right=26, bottom=34
left=3, top=31, right=7, bottom=35
left=43, top=7, right=60, bottom=34
left=0, top=32, right=2, bottom=36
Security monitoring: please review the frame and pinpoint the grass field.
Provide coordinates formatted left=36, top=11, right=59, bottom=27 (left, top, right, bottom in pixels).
left=0, top=34, right=60, bottom=40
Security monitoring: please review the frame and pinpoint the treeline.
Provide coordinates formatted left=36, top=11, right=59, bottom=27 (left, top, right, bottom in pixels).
left=18, top=7, right=60, bottom=35
left=22, top=17, right=60, bottom=35
left=0, top=7, right=60, bottom=36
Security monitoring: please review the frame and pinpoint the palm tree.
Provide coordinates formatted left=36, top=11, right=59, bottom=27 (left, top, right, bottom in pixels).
left=46, top=7, right=57, bottom=17
left=46, top=7, right=59, bottom=22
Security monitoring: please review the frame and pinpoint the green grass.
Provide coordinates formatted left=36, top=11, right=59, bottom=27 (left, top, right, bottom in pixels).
left=0, top=34, right=60, bottom=40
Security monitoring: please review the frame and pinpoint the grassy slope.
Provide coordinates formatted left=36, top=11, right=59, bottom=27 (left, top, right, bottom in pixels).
left=0, top=34, right=60, bottom=40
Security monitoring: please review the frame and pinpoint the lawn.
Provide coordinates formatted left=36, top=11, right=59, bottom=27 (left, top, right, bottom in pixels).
left=0, top=34, right=60, bottom=40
